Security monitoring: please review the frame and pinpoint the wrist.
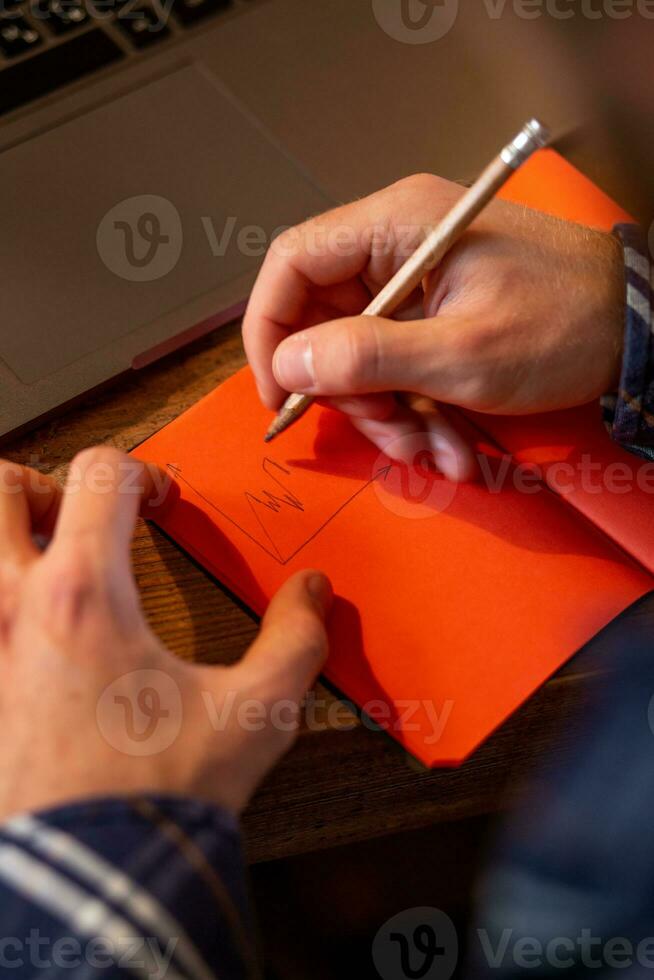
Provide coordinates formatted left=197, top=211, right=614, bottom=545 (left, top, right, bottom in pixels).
left=602, top=230, right=628, bottom=392
left=602, top=222, right=654, bottom=451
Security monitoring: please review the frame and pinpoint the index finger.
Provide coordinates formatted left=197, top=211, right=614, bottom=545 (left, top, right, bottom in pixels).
left=51, top=448, right=171, bottom=563
left=243, top=174, right=462, bottom=409
left=0, top=460, right=61, bottom=564
left=243, top=204, right=374, bottom=409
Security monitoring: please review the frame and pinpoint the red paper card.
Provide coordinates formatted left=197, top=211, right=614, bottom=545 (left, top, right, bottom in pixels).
left=133, top=151, right=652, bottom=766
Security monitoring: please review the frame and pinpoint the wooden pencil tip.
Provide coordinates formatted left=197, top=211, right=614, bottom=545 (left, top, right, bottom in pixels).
left=264, top=397, right=310, bottom=443
left=264, top=419, right=282, bottom=443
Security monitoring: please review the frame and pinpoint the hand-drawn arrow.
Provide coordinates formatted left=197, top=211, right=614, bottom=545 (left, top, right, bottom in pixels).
left=166, top=459, right=392, bottom=565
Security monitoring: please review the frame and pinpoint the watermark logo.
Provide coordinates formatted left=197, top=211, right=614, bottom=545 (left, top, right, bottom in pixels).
left=372, top=0, right=459, bottom=44
left=96, top=195, right=182, bottom=282
left=372, top=907, right=458, bottom=980
left=96, top=669, right=183, bottom=756
left=373, top=0, right=654, bottom=43
left=372, top=435, right=458, bottom=519
left=374, top=910, right=654, bottom=976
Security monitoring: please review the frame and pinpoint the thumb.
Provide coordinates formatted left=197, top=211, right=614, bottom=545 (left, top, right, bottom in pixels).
left=272, top=314, right=459, bottom=398
left=238, top=570, right=332, bottom=705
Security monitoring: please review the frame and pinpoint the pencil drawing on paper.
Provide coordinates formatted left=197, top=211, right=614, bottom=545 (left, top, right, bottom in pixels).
left=166, top=457, right=391, bottom=565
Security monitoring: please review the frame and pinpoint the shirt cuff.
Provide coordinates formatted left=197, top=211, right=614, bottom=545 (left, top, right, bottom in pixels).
left=0, top=794, right=255, bottom=979
left=602, top=223, right=654, bottom=459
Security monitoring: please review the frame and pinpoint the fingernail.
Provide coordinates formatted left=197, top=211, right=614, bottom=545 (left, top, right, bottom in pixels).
left=306, top=572, right=333, bottom=613
left=428, top=435, right=461, bottom=482
left=273, top=334, right=315, bottom=391
left=254, top=379, right=266, bottom=404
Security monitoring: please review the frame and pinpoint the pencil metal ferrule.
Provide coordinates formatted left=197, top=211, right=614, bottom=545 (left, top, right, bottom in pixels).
left=500, top=119, right=550, bottom=170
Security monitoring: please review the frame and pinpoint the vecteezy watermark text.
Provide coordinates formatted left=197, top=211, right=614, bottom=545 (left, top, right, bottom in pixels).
left=96, top=194, right=654, bottom=289
left=372, top=908, right=654, bottom=979
left=96, top=194, right=435, bottom=282
left=0, top=455, right=172, bottom=510
left=97, top=670, right=455, bottom=756
left=374, top=436, right=654, bottom=520
left=0, top=931, right=177, bottom=978
left=371, top=0, right=654, bottom=47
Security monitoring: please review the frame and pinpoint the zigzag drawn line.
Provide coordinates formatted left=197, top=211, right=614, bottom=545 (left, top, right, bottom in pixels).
left=166, top=458, right=391, bottom=565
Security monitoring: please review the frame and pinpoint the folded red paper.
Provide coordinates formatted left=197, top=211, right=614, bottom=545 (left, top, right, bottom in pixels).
left=133, top=150, right=653, bottom=767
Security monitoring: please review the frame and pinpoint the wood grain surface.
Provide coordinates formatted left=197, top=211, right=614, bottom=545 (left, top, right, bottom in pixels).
left=2, top=320, right=614, bottom=864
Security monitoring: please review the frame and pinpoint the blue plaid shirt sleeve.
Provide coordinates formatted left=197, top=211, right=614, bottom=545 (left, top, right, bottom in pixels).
left=601, top=223, right=654, bottom=460
left=0, top=795, right=258, bottom=979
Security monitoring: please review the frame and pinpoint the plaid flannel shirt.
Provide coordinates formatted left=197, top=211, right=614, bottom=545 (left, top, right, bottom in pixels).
left=0, top=796, right=258, bottom=979
left=0, top=224, right=652, bottom=980
left=602, top=223, right=654, bottom=459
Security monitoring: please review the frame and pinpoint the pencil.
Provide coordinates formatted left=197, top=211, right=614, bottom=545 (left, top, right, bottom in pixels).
left=264, top=118, right=550, bottom=443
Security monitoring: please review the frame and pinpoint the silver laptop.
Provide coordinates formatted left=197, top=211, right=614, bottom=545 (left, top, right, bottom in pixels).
left=0, top=0, right=589, bottom=440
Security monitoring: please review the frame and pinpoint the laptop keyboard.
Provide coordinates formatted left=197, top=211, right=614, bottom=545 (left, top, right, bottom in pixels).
left=0, top=0, right=238, bottom=116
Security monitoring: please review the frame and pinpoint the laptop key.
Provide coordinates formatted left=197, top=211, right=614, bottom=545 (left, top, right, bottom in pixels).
left=0, top=29, right=123, bottom=114
left=33, top=0, right=89, bottom=33
left=117, top=5, right=169, bottom=46
left=172, top=0, right=229, bottom=26
left=0, top=16, right=41, bottom=56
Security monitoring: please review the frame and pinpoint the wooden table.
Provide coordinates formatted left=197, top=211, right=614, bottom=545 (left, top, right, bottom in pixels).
left=2, top=320, right=613, bottom=864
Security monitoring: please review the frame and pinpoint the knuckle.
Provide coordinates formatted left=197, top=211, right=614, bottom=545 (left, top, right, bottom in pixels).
left=270, top=223, right=297, bottom=253
left=450, top=358, right=494, bottom=408
left=448, top=323, right=488, bottom=360
left=444, top=308, right=502, bottom=360
left=394, top=172, right=454, bottom=203
left=454, top=374, right=492, bottom=408
left=0, top=459, right=23, bottom=494
left=336, top=325, right=381, bottom=390
left=395, top=172, right=436, bottom=193
left=438, top=323, right=500, bottom=407
left=37, top=545, right=100, bottom=632
left=47, top=544, right=98, bottom=591
left=270, top=221, right=308, bottom=260
left=285, top=610, right=328, bottom=664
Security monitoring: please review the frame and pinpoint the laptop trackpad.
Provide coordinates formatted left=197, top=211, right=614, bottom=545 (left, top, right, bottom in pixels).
left=0, top=65, right=329, bottom=385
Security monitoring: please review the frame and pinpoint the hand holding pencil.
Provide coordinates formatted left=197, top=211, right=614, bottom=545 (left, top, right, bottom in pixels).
left=243, top=122, right=625, bottom=481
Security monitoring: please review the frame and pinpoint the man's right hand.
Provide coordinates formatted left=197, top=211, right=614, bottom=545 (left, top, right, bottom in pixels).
left=243, top=174, right=625, bottom=481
